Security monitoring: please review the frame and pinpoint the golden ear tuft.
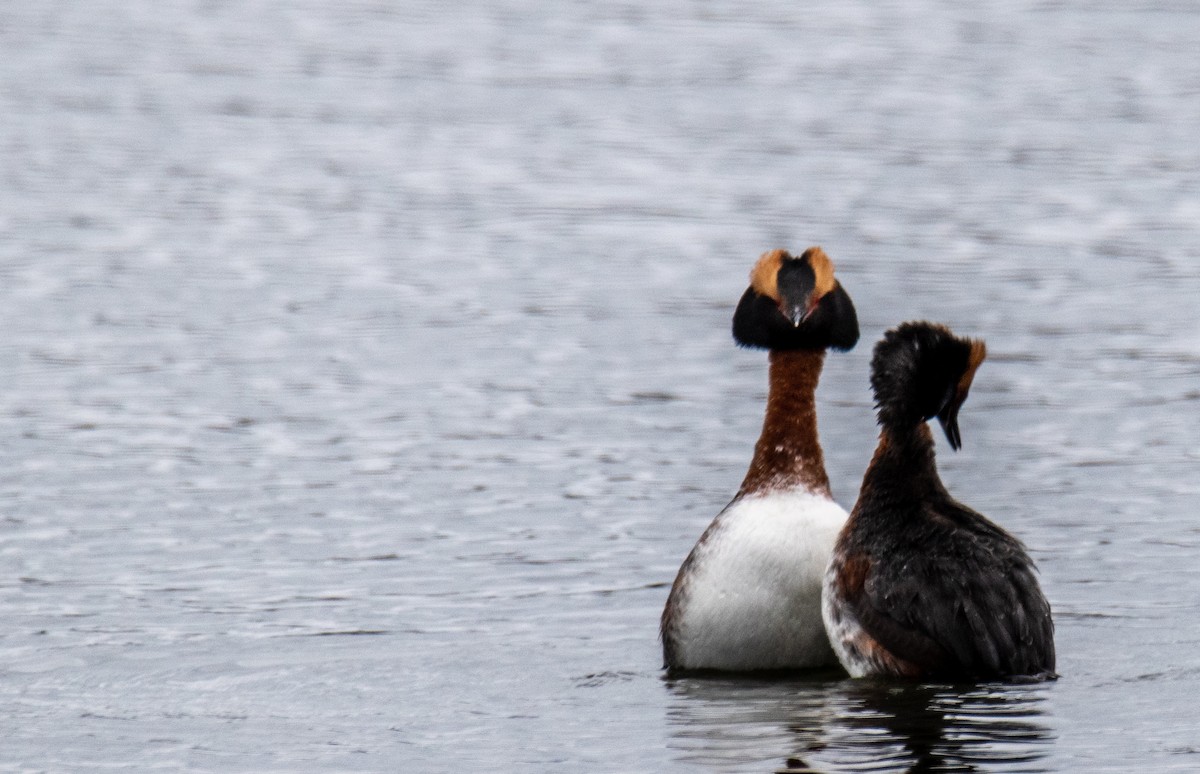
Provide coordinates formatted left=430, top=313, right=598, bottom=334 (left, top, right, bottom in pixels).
left=749, top=249, right=788, bottom=301
left=957, top=339, right=988, bottom=394
left=802, top=246, right=836, bottom=298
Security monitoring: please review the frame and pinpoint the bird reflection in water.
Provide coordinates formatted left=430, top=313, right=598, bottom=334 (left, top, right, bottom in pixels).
left=665, top=674, right=1054, bottom=773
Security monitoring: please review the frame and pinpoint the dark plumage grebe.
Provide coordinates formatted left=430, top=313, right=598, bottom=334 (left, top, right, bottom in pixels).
left=822, top=322, right=1055, bottom=680
left=661, top=247, right=859, bottom=671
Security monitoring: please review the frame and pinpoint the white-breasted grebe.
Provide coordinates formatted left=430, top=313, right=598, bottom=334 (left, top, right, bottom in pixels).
left=661, top=247, right=859, bottom=672
left=822, top=321, right=1055, bottom=680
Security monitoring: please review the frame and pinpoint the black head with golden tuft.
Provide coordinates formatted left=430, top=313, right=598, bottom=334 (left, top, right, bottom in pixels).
left=731, top=247, right=859, bottom=352
left=869, top=321, right=987, bottom=450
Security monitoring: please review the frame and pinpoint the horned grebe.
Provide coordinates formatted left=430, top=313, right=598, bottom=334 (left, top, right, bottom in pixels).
left=822, top=322, right=1055, bottom=680
left=661, top=247, right=859, bottom=671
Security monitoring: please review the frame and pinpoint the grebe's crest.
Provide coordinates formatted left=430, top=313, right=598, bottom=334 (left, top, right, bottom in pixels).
left=870, top=321, right=986, bottom=449
left=734, top=247, right=858, bottom=352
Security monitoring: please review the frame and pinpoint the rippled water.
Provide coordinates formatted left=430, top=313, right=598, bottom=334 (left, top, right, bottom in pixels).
left=2, top=1, right=1200, bottom=771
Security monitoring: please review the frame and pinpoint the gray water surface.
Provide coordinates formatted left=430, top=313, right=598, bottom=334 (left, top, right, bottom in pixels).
left=2, top=1, right=1200, bottom=771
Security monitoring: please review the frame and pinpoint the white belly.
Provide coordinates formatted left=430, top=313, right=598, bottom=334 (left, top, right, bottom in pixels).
left=666, top=490, right=848, bottom=671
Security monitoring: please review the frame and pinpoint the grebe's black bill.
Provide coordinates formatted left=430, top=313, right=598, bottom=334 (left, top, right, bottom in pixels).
left=936, top=401, right=962, bottom=451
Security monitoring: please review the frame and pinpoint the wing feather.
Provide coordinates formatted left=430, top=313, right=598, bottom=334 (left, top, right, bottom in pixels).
left=850, top=498, right=1055, bottom=679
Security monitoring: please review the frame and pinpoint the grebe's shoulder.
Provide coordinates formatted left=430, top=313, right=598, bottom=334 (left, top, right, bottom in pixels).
left=829, top=497, right=1054, bottom=679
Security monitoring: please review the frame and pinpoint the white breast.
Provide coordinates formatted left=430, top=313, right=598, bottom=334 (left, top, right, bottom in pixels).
left=820, top=565, right=873, bottom=678
left=666, top=490, right=847, bottom=671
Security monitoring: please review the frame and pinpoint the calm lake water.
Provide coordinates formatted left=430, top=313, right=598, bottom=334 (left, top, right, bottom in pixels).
left=2, top=1, right=1200, bottom=771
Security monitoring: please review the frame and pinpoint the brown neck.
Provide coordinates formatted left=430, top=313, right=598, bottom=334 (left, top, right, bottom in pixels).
left=857, top=422, right=946, bottom=506
left=738, top=349, right=832, bottom=498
